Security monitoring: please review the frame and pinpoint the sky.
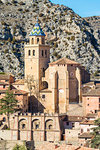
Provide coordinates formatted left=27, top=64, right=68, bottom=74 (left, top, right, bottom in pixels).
left=51, top=0, right=100, bottom=17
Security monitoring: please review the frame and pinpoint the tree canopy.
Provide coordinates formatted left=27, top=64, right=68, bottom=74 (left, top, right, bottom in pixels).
left=0, top=89, right=18, bottom=128
left=0, top=90, right=18, bottom=114
left=91, top=118, right=100, bottom=149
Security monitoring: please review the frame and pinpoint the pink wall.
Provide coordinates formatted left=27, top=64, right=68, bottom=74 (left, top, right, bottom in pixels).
left=83, top=96, right=100, bottom=115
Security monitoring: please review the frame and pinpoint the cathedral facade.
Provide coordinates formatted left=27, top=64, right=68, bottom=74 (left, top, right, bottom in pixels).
left=24, top=21, right=90, bottom=114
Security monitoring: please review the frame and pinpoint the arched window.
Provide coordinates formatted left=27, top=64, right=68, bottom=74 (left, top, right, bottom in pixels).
left=32, top=38, right=34, bottom=44
left=32, top=119, right=40, bottom=129
left=42, top=38, right=45, bottom=44
left=37, top=38, right=39, bottom=43
left=42, top=50, right=44, bottom=57
left=28, top=50, right=31, bottom=56
left=33, top=50, right=35, bottom=56
left=22, top=124, right=25, bottom=129
left=48, top=124, right=52, bottom=129
left=45, top=119, right=53, bottom=129
left=45, top=50, right=47, bottom=57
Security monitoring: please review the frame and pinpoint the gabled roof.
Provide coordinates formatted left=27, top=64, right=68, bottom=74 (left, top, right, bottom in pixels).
left=78, top=132, right=93, bottom=138
left=0, top=73, right=14, bottom=80
left=83, top=86, right=100, bottom=96
left=49, top=57, right=80, bottom=65
left=13, top=79, right=24, bottom=85
left=12, top=89, right=28, bottom=95
left=30, top=23, right=45, bottom=36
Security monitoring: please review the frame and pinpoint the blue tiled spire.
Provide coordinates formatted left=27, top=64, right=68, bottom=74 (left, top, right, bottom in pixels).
left=30, top=19, right=45, bottom=36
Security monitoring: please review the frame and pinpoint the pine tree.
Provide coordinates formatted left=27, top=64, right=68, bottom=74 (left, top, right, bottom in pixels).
left=91, top=118, right=100, bottom=149
left=0, top=90, right=18, bottom=128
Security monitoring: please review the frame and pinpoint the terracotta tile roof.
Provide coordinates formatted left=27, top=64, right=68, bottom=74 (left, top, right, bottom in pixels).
left=63, top=116, right=84, bottom=122
left=78, top=132, right=93, bottom=138
left=83, top=82, right=94, bottom=86
left=82, top=86, right=100, bottom=96
left=12, top=89, right=28, bottom=95
left=0, top=73, right=14, bottom=80
left=0, top=89, right=28, bottom=95
left=13, top=79, right=24, bottom=85
left=86, top=113, right=97, bottom=118
left=0, top=82, right=9, bottom=85
left=49, top=57, right=80, bottom=65
left=0, top=90, right=6, bottom=93
left=80, top=120, right=94, bottom=125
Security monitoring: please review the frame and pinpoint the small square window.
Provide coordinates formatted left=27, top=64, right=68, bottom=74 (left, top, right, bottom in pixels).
left=3, top=85, right=5, bottom=88
left=42, top=95, right=45, bottom=99
left=87, top=104, right=89, bottom=106
left=72, top=123, right=75, bottom=128
left=66, top=122, right=69, bottom=126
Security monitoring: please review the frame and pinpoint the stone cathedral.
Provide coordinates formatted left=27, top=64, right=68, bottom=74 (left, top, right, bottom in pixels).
left=24, top=21, right=90, bottom=114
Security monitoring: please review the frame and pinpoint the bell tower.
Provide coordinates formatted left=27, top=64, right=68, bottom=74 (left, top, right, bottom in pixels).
left=25, top=20, right=50, bottom=90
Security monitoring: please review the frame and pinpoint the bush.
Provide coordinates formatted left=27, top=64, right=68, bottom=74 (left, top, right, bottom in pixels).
left=39, top=13, right=44, bottom=17
left=1, top=21, right=6, bottom=25
left=0, top=0, right=3, bottom=4
left=13, top=144, right=27, bottom=150
left=4, top=49, right=9, bottom=54
left=19, top=1, right=25, bottom=5
left=70, top=36, right=75, bottom=41
left=53, top=51, right=58, bottom=57
left=18, top=8, right=23, bottom=11
left=57, top=55, right=61, bottom=59
left=54, top=42, right=58, bottom=48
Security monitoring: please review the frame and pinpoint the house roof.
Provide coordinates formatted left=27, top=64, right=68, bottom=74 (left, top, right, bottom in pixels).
left=78, top=132, right=93, bottom=138
left=12, top=89, right=28, bottom=95
left=82, top=86, right=100, bottom=96
left=0, top=90, right=6, bottom=93
left=63, top=116, right=84, bottom=122
left=49, top=57, right=80, bottom=66
left=0, top=89, right=28, bottom=95
left=30, top=22, right=45, bottom=36
left=80, top=120, right=94, bottom=125
left=86, top=113, right=97, bottom=118
left=13, top=79, right=24, bottom=85
left=0, top=82, right=9, bottom=85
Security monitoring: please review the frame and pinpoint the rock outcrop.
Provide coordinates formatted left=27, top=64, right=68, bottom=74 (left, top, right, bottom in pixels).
left=0, top=0, right=100, bottom=78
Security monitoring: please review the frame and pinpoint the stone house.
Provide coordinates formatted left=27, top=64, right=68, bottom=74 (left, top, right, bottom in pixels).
left=63, top=116, right=84, bottom=130
left=82, top=85, right=100, bottom=115
left=0, top=74, right=28, bottom=112
left=80, top=113, right=98, bottom=134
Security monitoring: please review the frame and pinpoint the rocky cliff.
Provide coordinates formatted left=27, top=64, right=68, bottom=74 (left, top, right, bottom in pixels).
left=0, top=0, right=100, bottom=78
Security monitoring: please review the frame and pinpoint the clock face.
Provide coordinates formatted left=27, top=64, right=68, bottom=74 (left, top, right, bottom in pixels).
left=70, top=72, right=74, bottom=77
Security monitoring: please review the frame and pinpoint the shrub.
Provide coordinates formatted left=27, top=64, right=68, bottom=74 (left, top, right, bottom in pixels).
left=54, top=42, right=58, bottom=48
left=18, top=8, right=23, bottom=11
left=13, top=144, right=27, bottom=150
left=70, top=36, right=75, bottom=41
left=53, top=51, right=58, bottom=57
left=39, top=13, right=44, bottom=17
left=57, top=55, right=61, bottom=59
left=19, top=1, right=25, bottom=5
left=4, top=49, right=9, bottom=54
left=1, top=21, right=6, bottom=25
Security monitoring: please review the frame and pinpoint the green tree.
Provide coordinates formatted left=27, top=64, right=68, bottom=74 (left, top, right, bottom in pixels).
left=13, top=144, right=27, bottom=150
left=91, top=118, right=100, bottom=149
left=0, top=90, right=18, bottom=128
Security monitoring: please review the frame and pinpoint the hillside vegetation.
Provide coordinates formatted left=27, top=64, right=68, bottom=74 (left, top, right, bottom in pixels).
left=0, top=0, right=100, bottom=78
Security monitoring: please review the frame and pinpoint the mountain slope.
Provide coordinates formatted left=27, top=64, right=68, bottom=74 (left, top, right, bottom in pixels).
left=0, top=0, right=100, bottom=78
